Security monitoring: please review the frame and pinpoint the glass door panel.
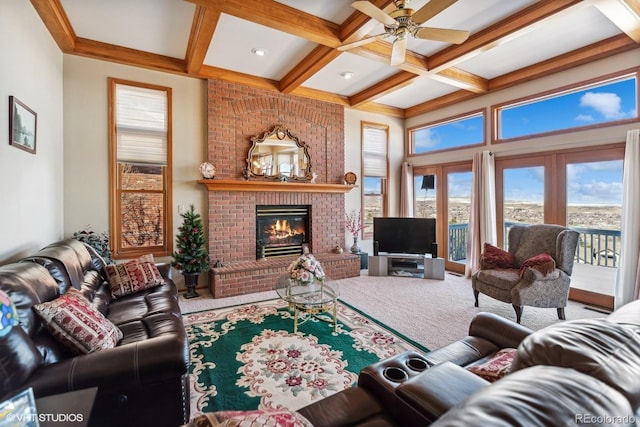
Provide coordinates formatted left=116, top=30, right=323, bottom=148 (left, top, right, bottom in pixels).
left=566, top=160, right=622, bottom=297
left=447, top=171, right=472, bottom=267
left=503, top=166, right=544, bottom=247
left=414, top=175, right=437, bottom=219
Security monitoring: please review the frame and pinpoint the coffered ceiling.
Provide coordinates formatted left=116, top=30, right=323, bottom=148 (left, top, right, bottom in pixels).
left=31, top=0, right=640, bottom=118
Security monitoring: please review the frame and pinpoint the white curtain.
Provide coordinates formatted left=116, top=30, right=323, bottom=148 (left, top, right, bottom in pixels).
left=400, top=161, right=414, bottom=217
left=465, top=151, right=497, bottom=278
left=615, top=129, right=640, bottom=309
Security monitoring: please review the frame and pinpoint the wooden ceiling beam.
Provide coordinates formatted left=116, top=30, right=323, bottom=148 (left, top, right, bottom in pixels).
left=185, top=5, right=222, bottom=75
left=427, top=0, right=585, bottom=72
left=279, top=46, right=341, bottom=93
left=432, top=68, right=489, bottom=93
left=405, top=35, right=638, bottom=118
left=592, top=0, right=640, bottom=43
left=73, top=38, right=187, bottom=75
left=29, top=0, right=75, bottom=52
left=489, top=35, right=638, bottom=90
left=350, top=71, right=418, bottom=107
left=195, top=0, right=343, bottom=47
left=199, top=65, right=280, bottom=91
left=198, top=64, right=404, bottom=117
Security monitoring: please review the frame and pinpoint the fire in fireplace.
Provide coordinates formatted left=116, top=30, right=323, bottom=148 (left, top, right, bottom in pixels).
left=256, top=205, right=310, bottom=258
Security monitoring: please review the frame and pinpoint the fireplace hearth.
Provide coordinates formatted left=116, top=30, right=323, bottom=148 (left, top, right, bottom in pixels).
left=256, top=205, right=310, bottom=258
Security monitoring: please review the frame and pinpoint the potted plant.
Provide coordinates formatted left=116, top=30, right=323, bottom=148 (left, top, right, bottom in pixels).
left=171, top=205, right=210, bottom=298
left=72, top=228, right=114, bottom=264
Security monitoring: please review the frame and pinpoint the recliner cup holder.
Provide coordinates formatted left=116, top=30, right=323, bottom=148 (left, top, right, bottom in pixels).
left=406, top=357, right=428, bottom=372
left=383, top=366, right=409, bottom=383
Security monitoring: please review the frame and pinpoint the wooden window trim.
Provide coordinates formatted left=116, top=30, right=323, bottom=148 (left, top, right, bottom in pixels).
left=108, top=78, right=173, bottom=259
left=407, top=108, right=486, bottom=157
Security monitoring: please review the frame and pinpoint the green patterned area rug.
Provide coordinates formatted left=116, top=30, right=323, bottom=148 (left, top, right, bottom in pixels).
left=183, top=298, right=428, bottom=416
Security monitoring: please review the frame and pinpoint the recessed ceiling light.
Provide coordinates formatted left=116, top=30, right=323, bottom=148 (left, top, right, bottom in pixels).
left=251, top=48, right=268, bottom=56
left=340, top=71, right=355, bottom=80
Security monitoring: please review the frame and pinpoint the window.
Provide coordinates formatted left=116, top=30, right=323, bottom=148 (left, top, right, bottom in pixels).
left=362, top=122, right=389, bottom=238
left=109, top=78, right=172, bottom=258
left=408, top=110, right=484, bottom=155
left=495, top=70, right=638, bottom=141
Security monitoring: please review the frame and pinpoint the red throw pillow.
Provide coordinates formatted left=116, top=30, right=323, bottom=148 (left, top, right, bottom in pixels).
left=467, top=348, right=517, bottom=382
left=519, top=253, right=556, bottom=277
left=33, top=288, right=122, bottom=354
left=104, top=254, right=164, bottom=299
left=480, top=243, right=516, bottom=269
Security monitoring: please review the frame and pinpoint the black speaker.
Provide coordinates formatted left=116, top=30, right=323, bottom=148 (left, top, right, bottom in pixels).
left=373, top=241, right=379, bottom=256
left=421, top=175, right=435, bottom=190
left=430, top=242, right=438, bottom=257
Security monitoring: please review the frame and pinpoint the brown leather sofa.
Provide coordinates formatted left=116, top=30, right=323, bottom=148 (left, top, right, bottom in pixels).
left=297, top=300, right=640, bottom=426
left=0, top=239, right=189, bottom=427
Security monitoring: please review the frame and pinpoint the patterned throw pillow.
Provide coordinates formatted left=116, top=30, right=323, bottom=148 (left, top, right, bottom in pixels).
left=466, top=348, right=517, bottom=382
left=480, top=243, right=516, bottom=270
left=33, top=288, right=122, bottom=354
left=188, top=410, right=314, bottom=427
left=105, top=254, right=164, bottom=299
left=519, top=252, right=556, bottom=278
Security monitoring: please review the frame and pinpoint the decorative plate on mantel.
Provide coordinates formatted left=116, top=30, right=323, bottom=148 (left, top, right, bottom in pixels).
left=344, top=172, right=357, bottom=185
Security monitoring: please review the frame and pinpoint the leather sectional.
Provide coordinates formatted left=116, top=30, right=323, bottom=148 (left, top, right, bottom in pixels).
left=0, top=239, right=189, bottom=427
left=297, top=301, right=640, bottom=426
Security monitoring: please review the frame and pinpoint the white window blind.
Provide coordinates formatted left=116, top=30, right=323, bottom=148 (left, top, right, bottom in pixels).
left=115, top=84, right=168, bottom=165
left=363, top=125, right=388, bottom=177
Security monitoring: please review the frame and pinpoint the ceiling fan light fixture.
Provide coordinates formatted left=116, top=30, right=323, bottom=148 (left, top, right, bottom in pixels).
left=340, top=71, right=355, bottom=80
left=251, top=48, right=268, bottom=57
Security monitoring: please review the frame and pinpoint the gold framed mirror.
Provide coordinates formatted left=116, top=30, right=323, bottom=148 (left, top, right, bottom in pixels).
left=245, top=124, right=312, bottom=181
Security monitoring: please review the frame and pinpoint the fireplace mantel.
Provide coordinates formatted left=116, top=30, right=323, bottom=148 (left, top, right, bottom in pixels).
left=199, top=179, right=355, bottom=193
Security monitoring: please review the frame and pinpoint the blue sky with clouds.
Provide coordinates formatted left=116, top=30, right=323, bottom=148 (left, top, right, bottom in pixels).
left=501, top=77, right=636, bottom=138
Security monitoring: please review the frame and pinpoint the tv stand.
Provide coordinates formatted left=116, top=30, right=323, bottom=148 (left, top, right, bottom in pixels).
left=369, top=253, right=445, bottom=280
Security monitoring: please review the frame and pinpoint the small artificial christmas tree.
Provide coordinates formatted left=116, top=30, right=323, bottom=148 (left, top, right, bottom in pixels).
left=172, top=205, right=210, bottom=298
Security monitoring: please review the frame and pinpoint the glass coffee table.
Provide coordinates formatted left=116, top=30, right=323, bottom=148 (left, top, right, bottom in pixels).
left=275, top=275, right=338, bottom=333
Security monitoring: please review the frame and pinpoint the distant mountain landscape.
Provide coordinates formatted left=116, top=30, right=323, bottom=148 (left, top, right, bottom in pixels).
left=413, top=199, right=621, bottom=231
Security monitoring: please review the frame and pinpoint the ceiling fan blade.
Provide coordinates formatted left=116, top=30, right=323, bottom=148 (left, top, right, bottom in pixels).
left=390, top=37, right=407, bottom=66
left=337, top=33, right=388, bottom=51
left=351, top=1, right=397, bottom=27
left=412, top=0, right=458, bottom=25
left=414, top=27, right=470, bottom=44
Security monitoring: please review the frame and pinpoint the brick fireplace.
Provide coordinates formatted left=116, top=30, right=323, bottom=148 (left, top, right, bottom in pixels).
left=203, top=80, right=360, bottom=298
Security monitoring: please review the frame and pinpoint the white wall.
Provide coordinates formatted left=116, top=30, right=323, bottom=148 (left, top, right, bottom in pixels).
left=344, top=109, right=405, bottom=253
left=63, top=56, right=207, bottom=269
left=0, top=1, right=64, bottom=263
left=406, top=49, right=640, bottom=166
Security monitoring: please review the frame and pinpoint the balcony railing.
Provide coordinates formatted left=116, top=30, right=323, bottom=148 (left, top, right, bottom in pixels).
left=447, top=222, right=621, bottom=268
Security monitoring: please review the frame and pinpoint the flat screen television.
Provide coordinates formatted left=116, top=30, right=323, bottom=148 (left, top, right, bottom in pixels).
left=373, top=217, right=436, bottom=255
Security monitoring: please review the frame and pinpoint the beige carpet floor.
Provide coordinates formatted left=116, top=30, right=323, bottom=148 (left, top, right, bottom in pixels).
left=179, top=272, right=609, bottom=350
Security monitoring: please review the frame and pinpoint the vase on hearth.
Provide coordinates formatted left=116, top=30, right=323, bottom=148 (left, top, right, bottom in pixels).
left=350, top=235, right=361, bottom=253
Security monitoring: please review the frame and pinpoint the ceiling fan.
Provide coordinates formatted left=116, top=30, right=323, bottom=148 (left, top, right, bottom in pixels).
left=338, top=0, right=470, bottom=66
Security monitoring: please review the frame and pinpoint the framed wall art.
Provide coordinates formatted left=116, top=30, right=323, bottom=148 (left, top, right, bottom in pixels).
left=9, top=96, right=37, bottom=154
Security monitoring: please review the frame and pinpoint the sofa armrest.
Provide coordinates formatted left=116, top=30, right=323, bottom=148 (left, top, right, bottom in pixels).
left=296, top=386, right=391, bottom=427
left=156, top=262, right=172, bottom=280
left=469, top=312, right=533, bottom=349
left=396, top=362, right=489, bottom=421
left=24, top=333, right=188, bottom=398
